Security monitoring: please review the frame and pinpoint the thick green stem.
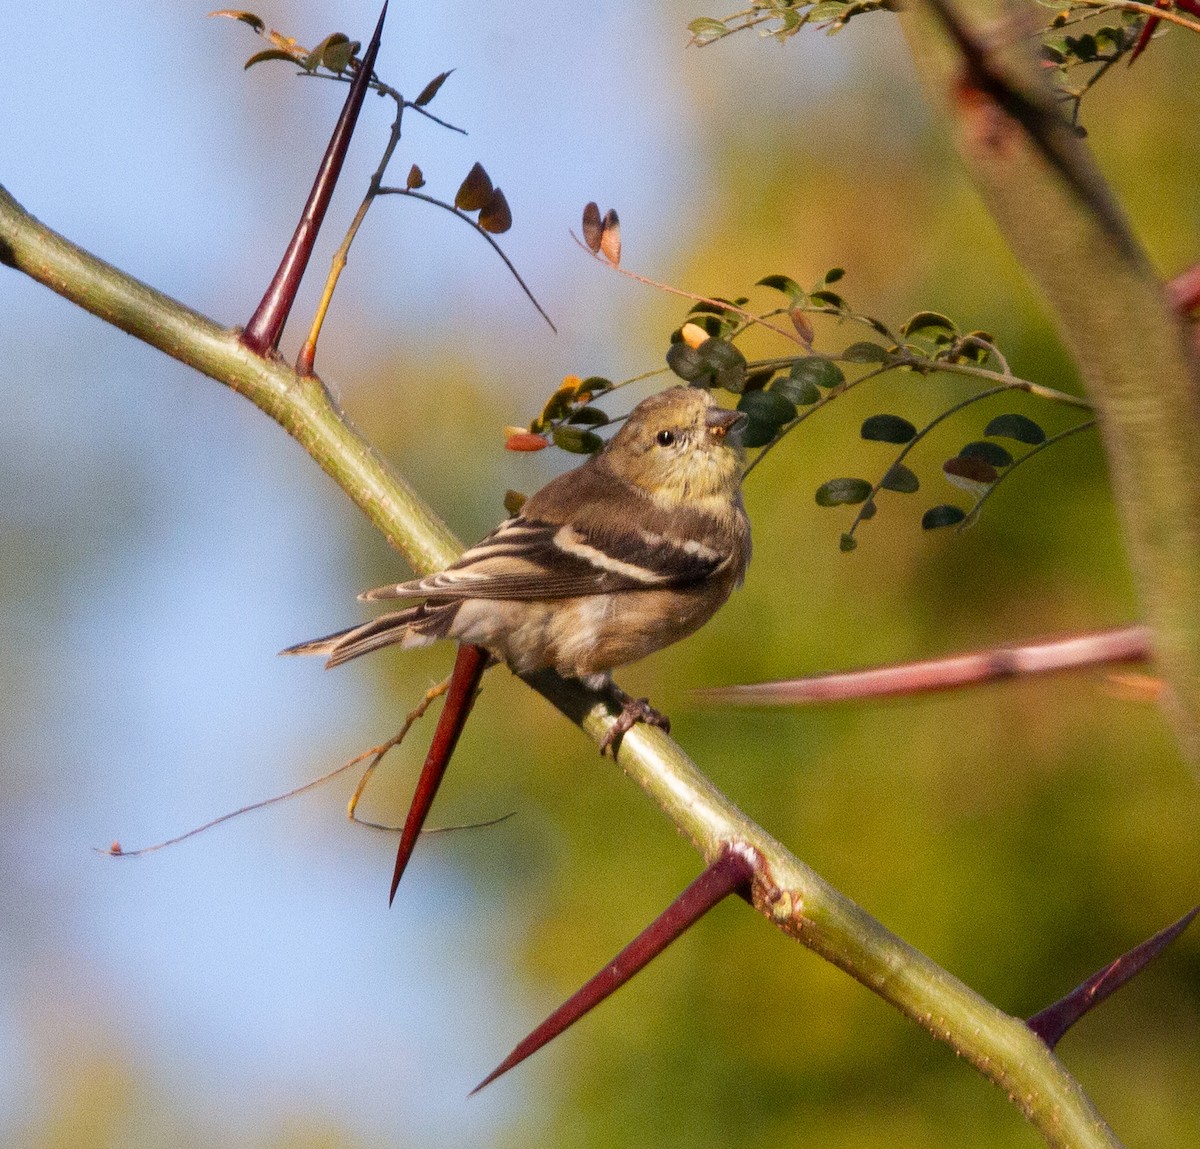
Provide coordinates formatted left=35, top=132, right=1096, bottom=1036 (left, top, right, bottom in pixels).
left=900, top=0, right=1200, bottom=762
left=0, top=183, right=1119, bottom=1147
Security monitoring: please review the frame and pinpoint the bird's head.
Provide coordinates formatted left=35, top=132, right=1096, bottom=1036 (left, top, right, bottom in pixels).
left=603, top=386, right=746, bottom=503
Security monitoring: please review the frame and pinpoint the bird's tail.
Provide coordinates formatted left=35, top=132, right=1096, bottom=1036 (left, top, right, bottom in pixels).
left=280, top=602, right=459, bottom=668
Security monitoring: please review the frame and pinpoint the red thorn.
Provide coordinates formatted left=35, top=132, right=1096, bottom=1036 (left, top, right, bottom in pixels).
left=471, top=844, right=756, bottom=1094
left=388, top=643, right=488, bottom=905
left=240, top=2, right=388, bottom=356
left=1027, top=905, right=1199, bottom=1048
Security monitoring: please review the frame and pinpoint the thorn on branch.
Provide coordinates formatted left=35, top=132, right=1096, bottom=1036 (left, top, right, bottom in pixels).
left=472, top=844, right=757, bottom=1094
left=1027, top=905, right=1199, bottom=1048
left=240, top=1, right=387, bottom=358
left=388, top=642, right=489, bottom=905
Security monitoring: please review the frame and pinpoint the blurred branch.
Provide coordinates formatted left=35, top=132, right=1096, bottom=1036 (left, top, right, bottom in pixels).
left=901, top=0, right=1200, bottom=764
left=698, top=624, right=1150, bottom=705
left=0, top=184, right=1121, bottom=1147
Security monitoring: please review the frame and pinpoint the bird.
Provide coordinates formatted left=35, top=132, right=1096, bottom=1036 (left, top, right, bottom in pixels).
left=283, top=385, right=751, bottom=753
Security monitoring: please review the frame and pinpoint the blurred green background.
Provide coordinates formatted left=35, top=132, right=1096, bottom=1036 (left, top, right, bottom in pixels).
left=1, top=2, right=1197, bottom=1147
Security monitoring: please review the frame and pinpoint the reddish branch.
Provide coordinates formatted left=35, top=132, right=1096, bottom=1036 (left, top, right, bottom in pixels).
left=699, top=625, right=1150, bottom=706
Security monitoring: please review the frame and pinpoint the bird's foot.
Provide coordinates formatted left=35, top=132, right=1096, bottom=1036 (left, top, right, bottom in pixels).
left=599, top=696, right=671, bottom=757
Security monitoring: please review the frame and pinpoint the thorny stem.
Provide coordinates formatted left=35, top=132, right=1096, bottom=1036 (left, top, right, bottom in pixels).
left=0, top=184, right=1124, bottom=1148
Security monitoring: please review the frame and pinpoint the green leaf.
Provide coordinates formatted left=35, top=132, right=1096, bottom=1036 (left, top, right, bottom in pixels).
left=922, top=504, right=967, bottom=530
left=839, top=532, right=858, bottom=552
left=790, top=357, right=844, bottom=390
left=700, top=338, right=747, bottom=392
left=567, top=406, right=609, bottom=427
left=985, top=413, right=1046, bottom=445
left=810, top=1, right=849, bottom=19
left=881, top=462, right=919, bottom=494
left=414, top=70, right=453, bottom=107
left=842, top=341, right=889, bottom=363
left=552, top=425, right=604, bottom=454
left=688, top=16, right=729, bottom=42
left=737, top=389, right=797, bottom=447
left=321, top=34, right=357, bottom=73
left=901, top=310, right=956, bottom=338
left=742, top=368, right=777, bottom=393
left=861, top=414, right=917, bottom=443
left=823, top=267, right=846, bottom=284
left=757, top=274, right=806, bottom=303
left=958, top=440, right=1013, bottom=467
left=815, top=478, right=873, bottom=507
left=666, top=342, right=707, bottom=382
left=809, top=289, right=845, bottom=309
left=771, top=375, right=820, bottom=406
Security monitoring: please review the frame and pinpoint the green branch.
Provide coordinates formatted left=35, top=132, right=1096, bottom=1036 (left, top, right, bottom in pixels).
left=0, top=182, right=1119, bottom=1148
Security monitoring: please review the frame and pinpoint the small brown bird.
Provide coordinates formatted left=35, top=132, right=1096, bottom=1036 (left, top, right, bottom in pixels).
left=284, top=385, right=751, bottom=749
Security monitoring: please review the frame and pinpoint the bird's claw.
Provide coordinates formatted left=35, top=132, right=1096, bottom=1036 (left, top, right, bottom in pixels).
left=599, top=697, right=670, bottom=756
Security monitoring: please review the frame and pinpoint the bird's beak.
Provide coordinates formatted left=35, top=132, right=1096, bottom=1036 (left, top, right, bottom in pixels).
left=705, top=406, right=746, bottom=441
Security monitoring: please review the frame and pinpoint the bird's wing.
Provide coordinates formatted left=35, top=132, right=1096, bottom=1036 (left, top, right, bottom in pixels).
left=361, top=514, right=729, bottom=602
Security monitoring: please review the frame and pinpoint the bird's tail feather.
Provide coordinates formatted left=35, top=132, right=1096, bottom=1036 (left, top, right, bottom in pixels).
left=280, top=602, right=459, bottom=668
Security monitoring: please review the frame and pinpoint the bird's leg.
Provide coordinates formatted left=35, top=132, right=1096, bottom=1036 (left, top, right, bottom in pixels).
left=598, top=681, right=671, bottom=757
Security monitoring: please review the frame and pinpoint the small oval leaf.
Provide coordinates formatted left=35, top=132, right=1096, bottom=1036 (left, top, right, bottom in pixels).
left=666, top=342, right=707, bottom=382
left=922, top=504, right=967, bottom=530
left=985, top=413, right=1046, bottom=445
left=901, top=310, right=956, bottom=337
left=861, top=414, right=917, bottom=443
left=737, top=389, right=797, bottom=447
left=756, top=274, right=805, bottom=302
left=944, top=455, right=998, bottom=487
left=599, top=208, right=621, bottom=265
left=790, top=357, right=844, bottom=390
left=552, top=425, right=604, bottom=454
left=881, top=462, right=920, bottom=494
left=842, top=341, right=889, bottom=363
left=771, top=375, right=820, bottom=407
left=414, top=70, right=453, bottom=107
left=816, top=478, right=873, bottom=507
left=567, top=406, right=609, bottom=427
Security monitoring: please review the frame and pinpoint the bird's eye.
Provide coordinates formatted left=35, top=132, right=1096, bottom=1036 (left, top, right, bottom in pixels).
left=656, top=429, right=676, bottom=447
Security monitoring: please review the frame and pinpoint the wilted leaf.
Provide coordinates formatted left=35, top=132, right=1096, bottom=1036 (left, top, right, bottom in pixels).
left=503, top=489, right=527, bottom=515
left=599, top=208, right=621, bottom=265
left=456, top=162, right=494, bottom=212
left=959, top=440, right=1013, bottom=467
left=581, top=202, right=602, bottom=252
left=881, top=463, right=919, bottom=493
left=688, top=16, right=729, bottom=42
left=414, top=70, right=453, bottom=106
left=944, top=455, right=998, bottom=489
left=406, top=164, right=425, bottom=190
left=210, top=10, right=266, bottom=33
left=861, top=414, right=917, bottom=443
left=815, top=478, right=873, bottom=507
left=479, top=187, right=512, bottom=234
left=790, top=306, right=815, bottom=344
left=985, top=413, right=1047, bottom=445
left=505, top=431, right=549, bottom=452
left=245, top=48, right=302, bottom=69
left=922, top=504, right=967, bottom=529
